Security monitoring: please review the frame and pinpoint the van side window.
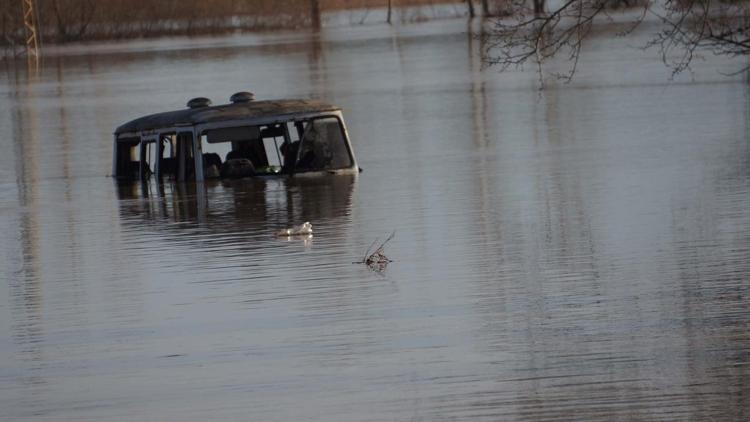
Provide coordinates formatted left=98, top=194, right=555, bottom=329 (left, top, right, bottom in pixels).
left=205, top=125, right=287, bottom=175
left=141, top=140, right=157, bottom=179
left=115, top=138, right=140, bottom=180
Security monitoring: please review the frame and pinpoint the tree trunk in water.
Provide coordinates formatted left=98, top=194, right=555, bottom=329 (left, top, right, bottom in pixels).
left=481, top=0, right=490, bottom=16
left=51, top=0, right=68, bottom=41
left=310, top=0, right=321, bottom=30
left=387, top=0, right=392, bottom=24
left=466, top=0, right=475, bottom=18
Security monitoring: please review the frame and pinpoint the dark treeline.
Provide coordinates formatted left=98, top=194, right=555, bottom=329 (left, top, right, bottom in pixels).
left=3, top=0, right=321, bottom=45
left=0, top=0, right=462, bottom=48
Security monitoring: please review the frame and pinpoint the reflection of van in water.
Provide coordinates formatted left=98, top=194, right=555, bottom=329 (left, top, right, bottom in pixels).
left=113, top=92, right=359, bottom=181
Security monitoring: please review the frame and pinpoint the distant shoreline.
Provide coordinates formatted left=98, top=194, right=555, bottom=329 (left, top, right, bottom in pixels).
left=2, top=0, right=474, bottom=53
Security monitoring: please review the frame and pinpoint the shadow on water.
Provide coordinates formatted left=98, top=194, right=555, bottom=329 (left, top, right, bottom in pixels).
left=3, top=54, right=51, bottom=416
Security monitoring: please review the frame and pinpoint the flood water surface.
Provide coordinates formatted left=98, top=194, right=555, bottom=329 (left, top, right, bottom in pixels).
left=1, top=19, right=750, bottom=421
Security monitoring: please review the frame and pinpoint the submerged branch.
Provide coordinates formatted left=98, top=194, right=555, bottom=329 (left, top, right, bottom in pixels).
left=354, top=231, right=395, bottom=272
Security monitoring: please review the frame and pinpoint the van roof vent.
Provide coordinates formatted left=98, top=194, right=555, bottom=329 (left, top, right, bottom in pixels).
left=187, top=97, right=212, bottom=109
left=230, top=91, right=255, bottom=103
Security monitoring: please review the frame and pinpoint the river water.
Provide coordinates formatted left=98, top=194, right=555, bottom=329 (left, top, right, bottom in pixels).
left=1, top=18, right=749, bottom=421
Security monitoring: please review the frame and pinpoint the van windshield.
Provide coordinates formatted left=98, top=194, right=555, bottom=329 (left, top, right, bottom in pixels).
left=293, top=117, right=353, bottom=172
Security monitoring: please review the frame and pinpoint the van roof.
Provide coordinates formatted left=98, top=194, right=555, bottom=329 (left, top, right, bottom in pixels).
left=115, top=99, right=340, bottom=136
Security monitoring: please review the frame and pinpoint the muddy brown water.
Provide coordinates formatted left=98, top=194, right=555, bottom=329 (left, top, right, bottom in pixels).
left=1, top=19, right=750, bottom=421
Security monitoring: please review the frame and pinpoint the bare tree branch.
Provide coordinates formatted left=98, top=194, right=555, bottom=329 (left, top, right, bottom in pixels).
left=483, top=0, right=750, bottom=81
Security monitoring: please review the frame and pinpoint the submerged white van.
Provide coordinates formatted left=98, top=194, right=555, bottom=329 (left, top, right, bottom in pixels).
left=113, top=92, right=359, bottom=182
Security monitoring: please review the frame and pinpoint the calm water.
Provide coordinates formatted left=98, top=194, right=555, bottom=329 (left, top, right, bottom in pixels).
left=1, top=19, right=750, bottom=421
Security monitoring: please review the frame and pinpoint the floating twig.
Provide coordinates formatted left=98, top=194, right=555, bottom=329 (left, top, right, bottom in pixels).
left=354, top=231, right=395, bottom=272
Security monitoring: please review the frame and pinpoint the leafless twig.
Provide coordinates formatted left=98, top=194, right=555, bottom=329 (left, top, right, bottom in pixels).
left=483, top=0, right=750, bottom=82
left=354, top=230, right=395, bottom=272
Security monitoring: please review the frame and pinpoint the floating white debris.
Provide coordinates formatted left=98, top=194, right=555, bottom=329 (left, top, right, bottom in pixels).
left=277, top=222, right=313, bottom=237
